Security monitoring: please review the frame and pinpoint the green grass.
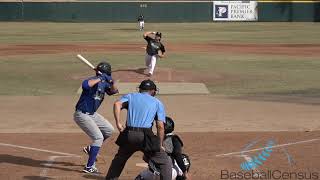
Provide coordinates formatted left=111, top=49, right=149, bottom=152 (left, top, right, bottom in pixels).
left=0, top=22, right=320, bottom=44
left=1, top=52, right=320, bottom=96
left=159, top=53, right=320, bottom=96
left=1, top=22, right=320, bottom=96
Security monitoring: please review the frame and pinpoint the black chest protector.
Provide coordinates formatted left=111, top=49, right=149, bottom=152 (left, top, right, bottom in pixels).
left=163, top=133, right=183, bottom=154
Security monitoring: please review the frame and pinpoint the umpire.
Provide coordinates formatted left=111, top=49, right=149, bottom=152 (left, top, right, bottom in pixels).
left=106, top=79, right=172, bottom=180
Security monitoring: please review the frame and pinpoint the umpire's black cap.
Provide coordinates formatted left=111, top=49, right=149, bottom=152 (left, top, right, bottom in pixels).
left=139, top=79, right=157, bottom=91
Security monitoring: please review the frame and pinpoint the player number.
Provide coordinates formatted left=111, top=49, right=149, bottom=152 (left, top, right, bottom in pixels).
left=140, top=4, right=147, bottom=8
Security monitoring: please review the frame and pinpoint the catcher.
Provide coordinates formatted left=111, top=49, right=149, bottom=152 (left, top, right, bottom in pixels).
left=135, top=116, right=191, bottom=180
left=143, top=31, right=166, bottom=77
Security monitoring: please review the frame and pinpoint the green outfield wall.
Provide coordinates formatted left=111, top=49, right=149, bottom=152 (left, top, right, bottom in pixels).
left=0, top=2, right=211, bottom=22
left=259, top=2, right=320, bottom=22
left=0, top=1, right=319, bottom=22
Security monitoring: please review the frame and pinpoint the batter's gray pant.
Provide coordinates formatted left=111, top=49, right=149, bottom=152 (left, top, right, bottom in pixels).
left=74, top=111, right=114, bottom=147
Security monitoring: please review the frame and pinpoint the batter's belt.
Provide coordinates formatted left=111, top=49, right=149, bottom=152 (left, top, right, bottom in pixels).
left=76, top=109, right=94, bottom=115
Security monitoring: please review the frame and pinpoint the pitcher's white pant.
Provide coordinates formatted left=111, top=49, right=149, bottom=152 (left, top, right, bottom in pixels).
left=138, top=161, right=183, bottom=180
left=145, top=54, right=157, bottom=75
left=139, top=21, right=144, bottom=30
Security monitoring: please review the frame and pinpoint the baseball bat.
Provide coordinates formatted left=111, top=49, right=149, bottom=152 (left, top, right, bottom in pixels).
left=76, top=54, right=101, bottom=74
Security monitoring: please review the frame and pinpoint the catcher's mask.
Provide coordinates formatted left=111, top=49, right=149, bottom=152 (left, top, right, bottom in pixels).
left=139, top=79, right=158, bottom=96
left=96, top=61, right=112, bottom=75
left=165, top=116, right=175, bottom=134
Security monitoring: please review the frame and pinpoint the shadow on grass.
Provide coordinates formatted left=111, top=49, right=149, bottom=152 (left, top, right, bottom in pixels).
left=232, top=88, right=320, bottom=106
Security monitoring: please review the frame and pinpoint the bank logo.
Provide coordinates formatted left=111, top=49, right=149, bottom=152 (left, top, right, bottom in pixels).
left=215, top=5, right=228, bottom=18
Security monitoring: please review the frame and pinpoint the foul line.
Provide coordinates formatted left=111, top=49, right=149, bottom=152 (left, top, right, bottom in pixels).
left=216, top=138, right=320, bottom=157
left=39, top=156, right=61, bottom=177
left=39, top=155, right=80, bottom=177
left=0, top=142, right=79, bottom=156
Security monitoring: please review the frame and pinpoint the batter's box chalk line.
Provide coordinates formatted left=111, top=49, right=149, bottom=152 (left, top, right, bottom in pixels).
left=39, top=155, right=81, bottom=177
left=215, top=138, right=320, bottom=157
left=0, top=142, right=81, bottom=178
left=0, top=142, right=79, bottom=156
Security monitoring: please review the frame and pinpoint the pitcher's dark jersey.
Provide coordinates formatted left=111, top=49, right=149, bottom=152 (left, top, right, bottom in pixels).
left=144, top=36, right=165, bottom=56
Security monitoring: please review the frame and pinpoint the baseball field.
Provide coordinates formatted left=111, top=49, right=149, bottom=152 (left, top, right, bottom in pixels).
left=0, top=22, right=320, bottom=179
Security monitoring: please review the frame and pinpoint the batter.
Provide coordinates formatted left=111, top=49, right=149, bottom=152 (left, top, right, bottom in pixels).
left=73, top=61, right=118, bottom=173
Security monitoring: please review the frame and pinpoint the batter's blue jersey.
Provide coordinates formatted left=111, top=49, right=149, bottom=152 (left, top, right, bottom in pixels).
left=120, top=92, right=166, bottom=128
left=75, top=76, right=113, bottom=114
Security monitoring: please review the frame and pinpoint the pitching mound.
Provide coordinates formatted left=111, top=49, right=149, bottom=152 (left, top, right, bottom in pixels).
left=111, top=67, right=224, bottom=83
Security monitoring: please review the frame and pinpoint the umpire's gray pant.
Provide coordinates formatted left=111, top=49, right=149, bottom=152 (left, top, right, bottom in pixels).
left=74, top=111, right=114, bottom=147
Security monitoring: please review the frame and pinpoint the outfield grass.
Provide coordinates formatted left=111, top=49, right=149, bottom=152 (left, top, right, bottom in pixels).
left=0, top=22, right=320, bottom=44
left=0, top=22, right=320, bottom=96
left=1, top=52, right=320, bottom=96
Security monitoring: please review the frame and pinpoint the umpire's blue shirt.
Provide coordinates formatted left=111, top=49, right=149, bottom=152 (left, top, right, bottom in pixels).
left=120, top=92, right=166, bottom=128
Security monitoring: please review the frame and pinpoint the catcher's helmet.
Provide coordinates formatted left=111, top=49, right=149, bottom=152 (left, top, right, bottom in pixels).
left=182, top=153, right=191, bottom=172
left=96, top=61, right=111, bottom=75
left=165, top=116, right=174, bottom=134
left=139, top=79, right=157, bottom=91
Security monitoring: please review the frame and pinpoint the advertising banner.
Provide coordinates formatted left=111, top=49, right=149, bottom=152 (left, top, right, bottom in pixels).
left=213, top=1, right=258, bottom=21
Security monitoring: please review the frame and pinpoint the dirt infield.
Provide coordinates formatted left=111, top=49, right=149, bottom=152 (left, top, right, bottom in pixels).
left=1, top=95, right=320, bottom=133
left=0, top=132, right=319, bottom=180
left=0, top=95, right=319, bottom=179
left=1, top=43, right=320, bottom=57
